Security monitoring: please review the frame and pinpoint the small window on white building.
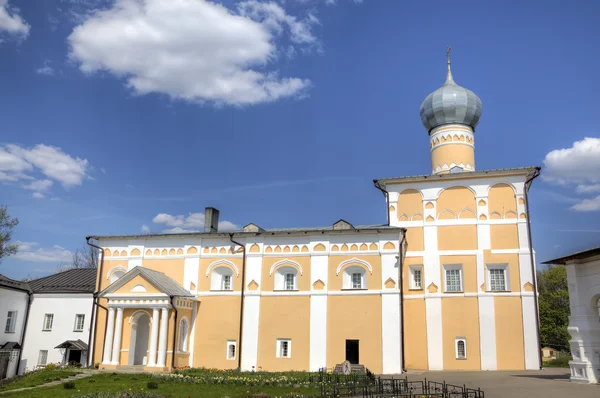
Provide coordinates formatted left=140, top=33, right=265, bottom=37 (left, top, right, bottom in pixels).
left=74, top=314, right=85, bottom=332
left=444, top=264, right=463, bottom=293
left=455, top=338, right=467, bottom=359
left=109, top=269, right=126, bottom=284
left=226, top=340, right=236, bottom=360
left=4, top=311, right=17, bottom=333
left=178, top=318, right=189, bottom=352
left=487, top=264, right=509, bottom=292
left=43, top=314, right=54, bottom=331
left=409, top=265, right=423, bottom=290
left=38, top=350, right=48, bottom=366
left=211, top=267, right=234, bottom=291
left=343, top=266, right=366, bottom=289
left=274, top=266, right=298, bottom=291
left=276, top=339, right=291, bottom=358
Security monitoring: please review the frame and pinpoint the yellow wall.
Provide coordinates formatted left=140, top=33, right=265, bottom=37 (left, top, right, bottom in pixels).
left=439, top=255, right=477, bottom=292
left=494, top=297, right=525, bottom=370
left=488, top=184, right=516, bottom=215
left=437, top=186, right=476, bottom=215
left=397, top=189, right=423, bottom=219
left=141, top=259, right=185, bottom=285
left=194, top=297, right=240, bottom=369
left=437, top=226, right=477, bottom=251
left=403, top=299, right=428, bottom=369
left=327, top=295, right=382, bottom=374
left=405, top=227, right=424, bottom=251
left=113, top=275, right=161, bottom=294
left=431, top=144, right=475, bottom=173
left=490, top=225, right=519, bottom=250
left=483, top=251, right=520, bottom=292
left=328, top=255, right=381, bottom=291
left=257, top=297, right=310, bottom=371
left=441, top=297, right=481, bottom=370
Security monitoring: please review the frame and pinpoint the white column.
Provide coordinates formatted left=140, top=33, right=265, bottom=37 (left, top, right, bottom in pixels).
left=241, top=255, right=263, bottom=371
left=381, top=252, right=402, bottom=374
left=147, top=308, right=160, bottom=367
left=156, top=307, right=169, bottom=368
left=110, top=308, right=124, bottom=365
left=309, top=254, right=328, bottom=371
left=102, top=307, right=115, bottom=364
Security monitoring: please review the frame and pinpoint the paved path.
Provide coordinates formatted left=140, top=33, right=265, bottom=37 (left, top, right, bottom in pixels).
left=0, top=371, right=95, bottom=395
left=401, top=368, right=598, bottom=398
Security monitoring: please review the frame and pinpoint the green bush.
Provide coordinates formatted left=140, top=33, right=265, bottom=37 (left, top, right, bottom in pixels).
left=146, top=381, right=158, bottom=390
left=545, top=355, right=571, bottom=368
left=63, top=381, right=76, bottom=389
left=44, top=364, right=58, bottom=371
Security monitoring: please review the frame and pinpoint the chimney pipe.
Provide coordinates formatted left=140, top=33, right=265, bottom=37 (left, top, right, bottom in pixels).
left=204, top=207, right=219, bottom=233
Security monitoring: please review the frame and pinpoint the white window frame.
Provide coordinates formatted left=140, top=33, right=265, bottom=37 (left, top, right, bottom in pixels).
left=455, top=338, right=467, bottom=359
left=409, top=265, right=423, bottom=290
left=276, top=338, right=292, bottom=358
left=43, top=314, right=54, bottom=331
left=38, top=350, right=48, bottom=366
left=274, top=266, right=298, bottom=291
left=486, top=264, right=510, bottom=292
left=443, top=264, right=463, bottom=293
left=226, top=340, right=236, bottom=360
left=5, top=311, right=17, bottom=333
left=222, top=274, right=232, bottom=291
left=284, top=273, right=296, bottom=290
left=210, top=266, right=234, bottom=291
left=343, top=266, right=367, bottom=290
left=74, top=314, right=85, bottom=332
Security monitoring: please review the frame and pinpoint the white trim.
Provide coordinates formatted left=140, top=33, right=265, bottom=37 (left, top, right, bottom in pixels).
left=336, top=258, right=373, bottom=275
left=443, top=264, right=463, bottom=293
left=105, top=293, right=168, bottom=299
left=205, top=259, right=240, bottom=277
left=276, top=339, right=292, bottom=358
left=226, top=340, right=237, bottom=360
left=131, top=284, right=147, bottom=293
left=106, top=265, right=128, bottom=280
left=486, top=263, right=510, bottom=292
left=409, top=265, right=423, bottom=290
left=269, top=259, right=303, bottom=276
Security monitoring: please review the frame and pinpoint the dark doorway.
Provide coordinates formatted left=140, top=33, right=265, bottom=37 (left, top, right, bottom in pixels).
left=345, top=340, right=359, bottom=364
left=0, top=356, right=8, bottom=379
left=68, top=350, right=82, bottom=365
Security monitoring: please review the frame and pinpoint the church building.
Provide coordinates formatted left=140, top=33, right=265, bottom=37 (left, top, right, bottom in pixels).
left=88, top=57, right=541, bottom=374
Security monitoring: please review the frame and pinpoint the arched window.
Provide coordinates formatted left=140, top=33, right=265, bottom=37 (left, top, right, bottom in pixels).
left=343, top=265, right=366, bottom=289
left=178, top=318, right=189, bottom=352
left=274, top=266, right=297, bottom=291
left=210, top=266, right=234, bottom=291
left=108, top=266, right=127, bottom=284
left=455, top=338, right=466, bottom=359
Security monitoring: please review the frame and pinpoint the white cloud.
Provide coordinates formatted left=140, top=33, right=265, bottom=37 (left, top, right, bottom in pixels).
left=152, top=211, right=239, bottom=233
left=13, top=241, right=73, bottom=263
left=571, top=195, right=600, bottom=212
left=0, top=0, right=30, bottom=39
left=24, top=179, right=54, bottom=192
left=141, top=224, right=150, bottom=233
left=36, top=60, right=56, bottom=76
left=67, top=0, right=312, bottom=106
left=543, top=137, right=600, bottom=185
left=576, top=184, right=600, bottom=193
left=32, top=192, right=45, bottom=199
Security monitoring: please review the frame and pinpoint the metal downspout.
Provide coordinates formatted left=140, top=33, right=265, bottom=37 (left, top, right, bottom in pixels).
left=170, top=296, right=178, bottom=369
left=16, top=290, right=32, bottom=375
left=524, top=167, right=542, bottom=369
left=373, top=180, right=390, bottom=225
left=398, top=231, right=407, bottom=372
left=229, top=234, right=247, bottom=370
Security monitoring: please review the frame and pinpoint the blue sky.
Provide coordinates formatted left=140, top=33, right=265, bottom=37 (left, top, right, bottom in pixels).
left=1, top=0, right=599, bottom=278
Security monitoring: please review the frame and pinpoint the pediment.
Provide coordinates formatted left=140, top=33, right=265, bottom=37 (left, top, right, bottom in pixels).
left=100, top=267, right=166, bottom=297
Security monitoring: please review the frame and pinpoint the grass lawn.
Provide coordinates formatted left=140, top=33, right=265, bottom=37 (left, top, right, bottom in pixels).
left=0, top=369, right=81, bottom=392
left=2, top=372, right=320, bottom=398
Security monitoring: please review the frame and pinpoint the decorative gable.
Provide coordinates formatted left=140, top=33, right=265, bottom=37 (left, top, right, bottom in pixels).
left=109, top=274, right=161, bottom=295
left=333, top=219, right=354, bottom=230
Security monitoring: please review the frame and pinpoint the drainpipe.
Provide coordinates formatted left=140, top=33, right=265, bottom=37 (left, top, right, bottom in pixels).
left=170, top=296, right=178, bottom=369
left=373, top=180, right=390, bottom=225
left=16, top=290, right=33, bottom=375
left=397, top=230, right=407, bottom=373
left=86, top=237, right=106, bottom=367
left=524, top=167, right=542, bottom=369
left=229, top=234, right=247, bottom=370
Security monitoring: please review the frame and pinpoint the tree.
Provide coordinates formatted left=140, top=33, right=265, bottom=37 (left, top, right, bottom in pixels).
left=56, top=243, right=98, bottom=272
left=0, top=206, right=19, bottom=263
left=537, top=264, right=571, bottom=352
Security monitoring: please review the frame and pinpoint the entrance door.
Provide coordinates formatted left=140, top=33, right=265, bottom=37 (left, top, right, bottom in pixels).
left=0, top=356, right=8, bottom=379
left=68, top=349, right=82, bottom=365
left=131, top=314, right=150, bottom=365
left=345, top=340, right=359, bottom=364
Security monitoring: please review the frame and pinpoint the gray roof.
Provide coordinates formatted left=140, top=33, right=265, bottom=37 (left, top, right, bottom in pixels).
left=0, top=342, right=21, bottom=350
left=89, top=224, right=402, bottom=241
left=0, top=274, right=31, bottom=293
left=28, top=268, right=96, bottom=293
left=375, top=167, right=540, bottom=185
left=101, top=267, right=193, bottom=297
left=542, top=246, right=600, bottom=265
left=420, top=61, right=482, bottom=133
left=55, top=339, right=88, bottom=351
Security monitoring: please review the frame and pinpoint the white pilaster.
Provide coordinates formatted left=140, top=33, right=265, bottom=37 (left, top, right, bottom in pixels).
left=110, top=307, right=123, bottom=365
left=147, top=307, right=160, bottom=367
left=478, top=296, right=497, bottom=370
left=189, top=301, right=197, bottom=367
left=241, top=255, right=262, bottom=371
left=184, top=257, right=200, bottom=293
left=381, top=253, right=402, bottom=374
left=102, top=307, right=115, bottom=364
left=309, top=254, right=328, bottom=371
left=157, top=307, right=169, bottom=368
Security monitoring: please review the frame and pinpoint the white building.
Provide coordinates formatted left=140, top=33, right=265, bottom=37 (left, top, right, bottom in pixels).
left=543, top=246, right=600, bottom=384
left=0, top=275, right=30, bottom=379
left=19, top=269, right=96, bottom=373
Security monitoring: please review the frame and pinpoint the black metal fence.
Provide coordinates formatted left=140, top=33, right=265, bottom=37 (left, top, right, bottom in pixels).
left=311, top=370, right=484, bottom=398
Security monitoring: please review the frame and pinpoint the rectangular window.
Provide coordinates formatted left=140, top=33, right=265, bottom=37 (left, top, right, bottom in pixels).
left=455, top=338, right=467, bottom=359
left=276, top=339, right=291, bottom=358
left=74, top=314, right=85, bottom=331
left=487, top=264, right=509, bottom=292
left=222, top=275, right=232, bottom=291
left=285, top=273, right=295, bottom=290
left=352, top=273, right=362, bottom=289
left=5, top=311, right=17, bottom=333
left=409, top=265, right=423, bottom=289
left=38, top=350, right=48, bottom=366
left=226, top=341, right=236, bottom=360
left=43, top=314, right=54, bottom=331
left=444, top=265, right=463, bottom=292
